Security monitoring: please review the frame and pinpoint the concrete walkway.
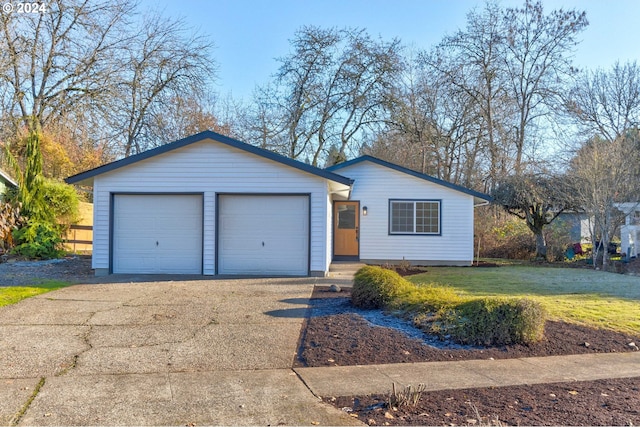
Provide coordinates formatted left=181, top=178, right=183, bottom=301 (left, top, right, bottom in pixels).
left=295, top=352, right=640, bottom=397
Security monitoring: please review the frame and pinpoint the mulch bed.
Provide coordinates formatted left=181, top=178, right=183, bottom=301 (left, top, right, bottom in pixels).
left=297, top=285, right=640, bottom=426
left=329, top=378, right=640, bottom=426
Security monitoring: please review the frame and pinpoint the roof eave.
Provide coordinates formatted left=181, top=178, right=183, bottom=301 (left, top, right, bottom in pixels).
left=0, top=169, right=17, bottom=187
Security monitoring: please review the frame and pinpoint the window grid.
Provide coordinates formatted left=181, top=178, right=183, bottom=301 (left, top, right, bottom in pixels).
left=390, top=200, right=440, bottom=235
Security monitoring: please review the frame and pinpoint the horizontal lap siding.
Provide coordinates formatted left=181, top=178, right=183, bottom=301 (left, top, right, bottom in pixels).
left=92, top=139, right=330, bottom=274
left=339, top=162, right=474, bottom=263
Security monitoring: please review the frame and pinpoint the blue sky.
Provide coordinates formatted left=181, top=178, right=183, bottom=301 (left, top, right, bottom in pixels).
left=144, top=0, right=640, bottom=101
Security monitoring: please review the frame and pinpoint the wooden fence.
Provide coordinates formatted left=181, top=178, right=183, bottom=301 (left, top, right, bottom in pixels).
left=64, top=224, right=93, bottom=253
left=64, top=202, right=93, bottom=253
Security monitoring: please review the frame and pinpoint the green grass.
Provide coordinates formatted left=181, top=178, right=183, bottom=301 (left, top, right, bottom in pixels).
left=408, top=266, right=640, bottom=334
left=0, top=281, right=70, bottom=307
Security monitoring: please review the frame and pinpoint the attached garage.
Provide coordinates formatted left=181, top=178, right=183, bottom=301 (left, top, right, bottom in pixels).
left=65, top=131, right=355, bottom=276
left=112, top=194, right=203, bottom=274
left=217, top=195, right=309, bottom=275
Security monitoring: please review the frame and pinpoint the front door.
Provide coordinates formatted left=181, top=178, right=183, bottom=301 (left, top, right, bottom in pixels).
left=334, top=201, right=359, bottom=259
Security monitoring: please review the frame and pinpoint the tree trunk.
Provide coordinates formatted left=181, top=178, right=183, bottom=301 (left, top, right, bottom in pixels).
left=534, top=230, right=547, bottom=260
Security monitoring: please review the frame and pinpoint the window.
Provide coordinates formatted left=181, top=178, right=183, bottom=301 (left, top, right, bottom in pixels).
left=389, top=200, right=440, bottom=235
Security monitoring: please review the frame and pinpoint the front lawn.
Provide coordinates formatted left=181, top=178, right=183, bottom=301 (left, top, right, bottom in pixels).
left=409, top=266, right=640, bottom=334
left=0, top=281, right=70, bottom=307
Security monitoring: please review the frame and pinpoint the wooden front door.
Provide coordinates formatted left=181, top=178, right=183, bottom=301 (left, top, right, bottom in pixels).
left=334, top=201, right=359, bottom=258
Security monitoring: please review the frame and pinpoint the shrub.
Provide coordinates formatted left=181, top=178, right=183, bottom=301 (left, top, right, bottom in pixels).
left=41, top=179, right=80, bottom=225
left=475, top=211, right=536, bottom=260
left=544, top=218, right=573, bottom=262
left=393, top=283, right=464, bottom=312
left=447, top=297, right=546, bottom=346
left=351, top=266, right=413, bottom=309
left=5, top=177, right=80, bottom=260
left=351, top=265, right=547, bottom=346
left=12, top=220, right=64, bottom=259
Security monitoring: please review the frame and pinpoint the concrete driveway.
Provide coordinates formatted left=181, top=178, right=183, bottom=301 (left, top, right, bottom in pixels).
left=0, top=278, right=360, bottom=426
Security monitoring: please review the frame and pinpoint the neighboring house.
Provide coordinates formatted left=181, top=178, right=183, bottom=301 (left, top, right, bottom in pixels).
left=0, top=168, right=17, bottom=201
left=556, top=211, right=591, bottom=244
left=616, top=203, right=640, bottom=258
left=65, top=131, right=491, bottom=276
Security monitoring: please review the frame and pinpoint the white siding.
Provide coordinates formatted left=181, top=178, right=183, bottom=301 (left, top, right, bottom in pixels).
left=337, top=162, right=475, bottom=265
left=92, top=138, right=331, bottom=275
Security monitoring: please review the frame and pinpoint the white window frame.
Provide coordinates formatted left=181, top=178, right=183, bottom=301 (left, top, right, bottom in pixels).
left=389, top=199, right=441, bottom=235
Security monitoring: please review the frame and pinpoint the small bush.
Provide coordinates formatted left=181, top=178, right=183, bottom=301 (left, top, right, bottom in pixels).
left=393, top=283, right=464, bottom=312
left=351, top=266, right=412, bottom=309
left=448, top=297, right=546, bottom=346
left=12, top=220, right=64, bottom=259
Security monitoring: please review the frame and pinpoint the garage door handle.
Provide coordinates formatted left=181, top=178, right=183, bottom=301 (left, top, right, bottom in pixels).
left=156, top=241, right=159, bottom=246
left=262, top=241, right=265, bottom=247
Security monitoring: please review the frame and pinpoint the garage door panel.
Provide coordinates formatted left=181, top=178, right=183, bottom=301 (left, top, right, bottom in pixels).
left=154, top=255, right=202, bottom=274
left=114, top=255, right=156, bottom=272
left=218, top=195, right=309, bottom=275
left=113, top=194, right=203, bottom=274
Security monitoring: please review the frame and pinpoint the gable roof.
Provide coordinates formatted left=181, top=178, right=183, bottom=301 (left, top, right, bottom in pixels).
left=327, top=155, right=492, bottom=202
left=0, top=168, right=17, bottom=188
left=65, top=130, right=353, bottom=186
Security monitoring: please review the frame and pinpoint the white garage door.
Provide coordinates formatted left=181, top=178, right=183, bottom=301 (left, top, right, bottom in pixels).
left=218, top=195, right=309, bottom=275
left=113, top=194, right=203, bottom=274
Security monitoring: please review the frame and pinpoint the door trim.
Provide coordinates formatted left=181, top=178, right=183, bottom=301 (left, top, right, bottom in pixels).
left=333, top=200, right=360, bottom=261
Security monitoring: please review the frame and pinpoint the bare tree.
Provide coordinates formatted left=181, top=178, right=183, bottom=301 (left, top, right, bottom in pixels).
left=492, top=174, right=575, bottom=259
left=239, top=83, right=289, bottom=154
left=274, top=26, right=338, bottom=161
left=0, top=1, right=218, bottom=163
left=566, top=61, right=640, bottom=142
left=376, top=1, right=587, bottom=191
left=112, top=12, right=216, bottom=156
left=263, top=26, right=402, bottom=165
left=367, top=56, right=479, bottom=185
left=422, top=1, right=514, bottom=190
left=568, top=133, right=640, bottom=270
left=0, top=0, right=134, bottom=135
left=502, top=0, right=588, bottom=173
left=149, top=92, right=234, bottom=144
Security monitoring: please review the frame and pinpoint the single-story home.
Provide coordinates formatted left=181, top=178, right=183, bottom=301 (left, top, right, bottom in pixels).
left=66, top=131, right=491, bottom=276
left=0, top=168, right=17, bottom=201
